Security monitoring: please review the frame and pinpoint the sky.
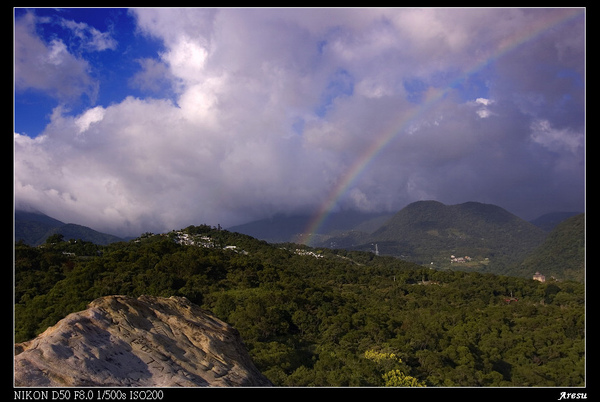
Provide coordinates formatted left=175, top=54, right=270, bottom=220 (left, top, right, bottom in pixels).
left=14, top=8, right=585, bottom=238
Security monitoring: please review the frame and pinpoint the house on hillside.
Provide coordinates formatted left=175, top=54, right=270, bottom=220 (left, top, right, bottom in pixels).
left=450, top=255, right=472, bottom=263
left=533, top=272, right=546, bottom=282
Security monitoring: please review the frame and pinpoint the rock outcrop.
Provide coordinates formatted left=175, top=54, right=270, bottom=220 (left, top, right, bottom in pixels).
left=14, top=295, right=272, bottom=387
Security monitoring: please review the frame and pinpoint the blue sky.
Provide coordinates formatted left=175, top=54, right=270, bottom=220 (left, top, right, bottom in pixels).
left=14, top=8, right=585, bottom=237
left=14, top=8, right=168, bottom=137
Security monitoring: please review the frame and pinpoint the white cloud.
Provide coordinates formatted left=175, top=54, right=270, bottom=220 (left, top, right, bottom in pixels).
left=60, top=18, right=118, bottom=52
left=129, top=58, right=174, bottom=93
left=473, top=98, right=495, bottom=118
left=348, top=188, right=377, bottom=212
left=75, top=106, right=105, bottom=133
left=44, top=39, right=70, bottom=65
left=14, top=11, right=98, bottom=102
left=530, top=119, right=583, bottom=154
left=476, top=109, right=492, bottom=118
left=131, top=7, right=217, bottom=47
left=161, top=36, right=209, bottom=84
left=14, top=89, right=335, bottom=235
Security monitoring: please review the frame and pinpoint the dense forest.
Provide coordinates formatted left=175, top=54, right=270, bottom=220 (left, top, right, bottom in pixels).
left=14, top=225, right=585, bottom=386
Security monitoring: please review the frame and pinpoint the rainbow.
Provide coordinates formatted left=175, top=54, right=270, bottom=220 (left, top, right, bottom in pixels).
left=302, top=8, right=584, bottom=246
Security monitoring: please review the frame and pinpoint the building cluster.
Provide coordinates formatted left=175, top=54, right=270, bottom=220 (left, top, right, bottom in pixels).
left=294, top=249, right=324, bottom=258
left=171, top=231, right=248, bottom=254
left=173, top=232, right=214, bottom=248
left=450, top=255, right=472, bottom=263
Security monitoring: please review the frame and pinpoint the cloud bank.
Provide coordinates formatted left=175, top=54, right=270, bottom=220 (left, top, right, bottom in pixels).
left=14, top=8, right=584, bottom=236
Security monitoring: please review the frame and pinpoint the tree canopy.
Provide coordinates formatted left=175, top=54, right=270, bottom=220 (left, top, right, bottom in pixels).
left=14, top=226, right=585, bottom=386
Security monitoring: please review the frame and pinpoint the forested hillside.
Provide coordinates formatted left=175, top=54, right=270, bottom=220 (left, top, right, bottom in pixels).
left=14, top=225, right=584, bottom=386
left=15, top=210, right=123, bottom=246
left=360, top=201, right=547, bottom=269
left=511, top=214, right=585, bottom=282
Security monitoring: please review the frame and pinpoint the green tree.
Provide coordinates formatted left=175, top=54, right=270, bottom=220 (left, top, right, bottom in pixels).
left=382, top=369, right=427, bottom=387
left=46, top=233, right=64, bottom=244
left=364, top=349, right=427, bottom=387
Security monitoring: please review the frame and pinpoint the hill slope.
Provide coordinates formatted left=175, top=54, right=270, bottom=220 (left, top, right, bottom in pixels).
left=15, top=210, right=123, bottom=246
left=15, top=295, right=272, bottom=387
left=356, top=201, right=547, bottom=269
left=514, top=213, right=585, bottom=282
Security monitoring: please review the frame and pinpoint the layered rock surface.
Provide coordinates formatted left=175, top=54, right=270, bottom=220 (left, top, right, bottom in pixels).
left=14, top=295, right=271, bottom=387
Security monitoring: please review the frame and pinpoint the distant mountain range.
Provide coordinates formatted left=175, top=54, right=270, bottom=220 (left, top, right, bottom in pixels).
left=528, top=211, right=581, bottom=232
left=229, top=200, right=584, bottom=280
left=14, top=202, right=584, bottom=282
left=15, top=210, right=123, bottom=246
left=228, top=210, right=393, bottom=244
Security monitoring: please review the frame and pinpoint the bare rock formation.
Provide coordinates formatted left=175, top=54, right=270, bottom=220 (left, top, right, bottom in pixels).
left=14, top=295, right=272, bottom=387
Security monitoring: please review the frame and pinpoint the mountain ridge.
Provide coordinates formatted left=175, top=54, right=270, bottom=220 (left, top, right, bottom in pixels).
left=225, top=200, right=584, bottom=278
left=15, top=202, right=584, bottom=280
left=529, top=211, right=582, bottom=232
left=228, top=210, right=394, bottom=244
left=314, top=201, right=547, bottom=269
left=15, top=210, right=123, bottom=246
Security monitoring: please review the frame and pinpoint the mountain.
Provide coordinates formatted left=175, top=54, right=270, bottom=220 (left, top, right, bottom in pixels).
left=333, top=201, right=548, bottom=270
left=228, top=214, right=310, bottom=243
left=230, top=201, right=553, bottom=273
left=228, top=210, right=394, bottom=244
left=515, top=213, right=585, bottom=282
left=15, top=210, right=123, bottom=246
left=14, top=295, right=272, bottom=387
left=529, top=211, right=582, bottom=232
